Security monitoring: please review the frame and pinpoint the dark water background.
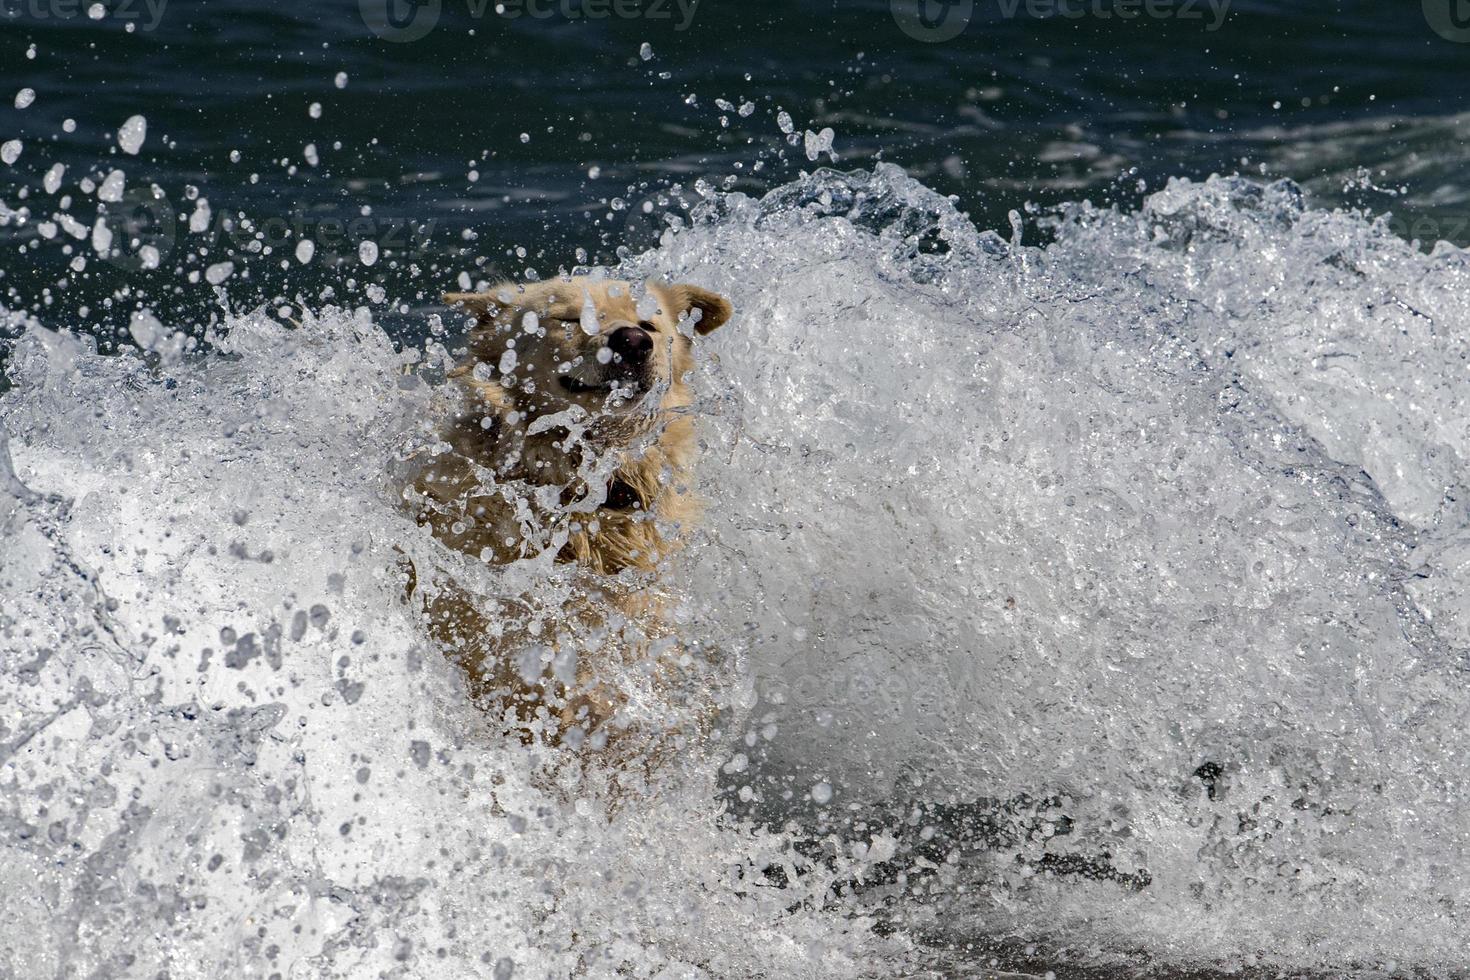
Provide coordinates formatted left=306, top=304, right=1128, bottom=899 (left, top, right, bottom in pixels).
left=2, top=0, right=1469, bottom=340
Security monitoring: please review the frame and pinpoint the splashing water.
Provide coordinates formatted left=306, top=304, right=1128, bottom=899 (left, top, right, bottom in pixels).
left=3, top=165, right=1470, bottom=977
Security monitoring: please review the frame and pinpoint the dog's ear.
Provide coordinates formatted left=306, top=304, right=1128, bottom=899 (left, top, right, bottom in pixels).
left=664, top=284, right=733, bottom=336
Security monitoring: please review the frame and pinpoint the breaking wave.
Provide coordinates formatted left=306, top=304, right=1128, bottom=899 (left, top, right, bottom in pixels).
left=5, top=164, right=1470, bottom=977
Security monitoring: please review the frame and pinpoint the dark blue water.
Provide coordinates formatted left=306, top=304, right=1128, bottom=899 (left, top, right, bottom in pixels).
left=2, top=0, right=1469, bottom=343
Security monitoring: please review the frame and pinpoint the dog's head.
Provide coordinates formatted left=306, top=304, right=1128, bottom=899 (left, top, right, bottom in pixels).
left=445, top=277, right=732, bottom=425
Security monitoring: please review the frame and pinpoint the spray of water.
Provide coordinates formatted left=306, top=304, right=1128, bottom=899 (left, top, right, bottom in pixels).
left=4, top=165, right=1470, bottom=976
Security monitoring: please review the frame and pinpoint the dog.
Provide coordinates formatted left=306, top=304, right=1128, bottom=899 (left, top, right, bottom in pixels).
left=402, top=276, right=733, bottom=766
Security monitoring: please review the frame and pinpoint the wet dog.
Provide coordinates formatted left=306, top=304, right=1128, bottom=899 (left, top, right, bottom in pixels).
left=402, top=276, right=732, bottom=764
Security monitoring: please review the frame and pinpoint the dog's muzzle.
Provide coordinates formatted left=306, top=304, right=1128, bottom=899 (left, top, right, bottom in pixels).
left=607, top=325, right=653, bottom=364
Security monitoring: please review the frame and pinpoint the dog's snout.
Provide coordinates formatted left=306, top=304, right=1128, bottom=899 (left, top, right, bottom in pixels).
left=608, top=325, right=653, bottom=362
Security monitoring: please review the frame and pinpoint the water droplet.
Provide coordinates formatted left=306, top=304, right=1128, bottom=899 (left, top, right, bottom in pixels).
left=579, top=290, right=599, bottom=336
left=117, top=114, right=147, bottom=155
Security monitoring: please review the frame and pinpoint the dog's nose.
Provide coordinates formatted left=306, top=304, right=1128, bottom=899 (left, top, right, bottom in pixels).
left=608, top=325, right=653, bottom=362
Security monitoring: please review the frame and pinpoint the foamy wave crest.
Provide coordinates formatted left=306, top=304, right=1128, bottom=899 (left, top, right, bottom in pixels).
left=4, top=164, right=1470, bottom=976
left=0, top=306, right=901, bottom=977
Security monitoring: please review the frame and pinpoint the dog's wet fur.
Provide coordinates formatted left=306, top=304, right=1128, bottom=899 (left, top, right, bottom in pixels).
left=403, top=276, right=732, bottom=760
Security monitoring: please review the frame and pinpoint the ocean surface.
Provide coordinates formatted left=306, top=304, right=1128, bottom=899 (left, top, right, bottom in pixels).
left=4, top=1, right=1470, bottom=977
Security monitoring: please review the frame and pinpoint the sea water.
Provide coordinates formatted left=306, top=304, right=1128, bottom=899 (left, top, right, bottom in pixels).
left=4, top=165, right=1470, bottom=977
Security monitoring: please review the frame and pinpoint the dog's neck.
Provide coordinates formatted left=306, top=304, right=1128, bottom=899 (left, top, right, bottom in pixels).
left=421, top=374, right=699, bottom=575
left=467, top=393, right=663, bottom=514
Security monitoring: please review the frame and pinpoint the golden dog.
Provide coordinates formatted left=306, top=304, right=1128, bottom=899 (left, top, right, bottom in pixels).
left=403, top=276, right=732, bottom=762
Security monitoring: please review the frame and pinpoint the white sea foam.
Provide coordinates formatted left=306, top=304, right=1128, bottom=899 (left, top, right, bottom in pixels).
left=0, top=302, right=901, bottom=979
left=3, top=166, right=1470, bottom=976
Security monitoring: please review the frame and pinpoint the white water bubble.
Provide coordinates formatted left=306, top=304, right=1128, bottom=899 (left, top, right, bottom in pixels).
left=1, top=140, right=22, bottom=165
left=777, top=110, right=794, bottom=134
left=334, top=71, right=349, bottom=89
left=89, top=217, right=112, bottom=256
left=810, top=782, right=833, bottom=805
left=498, top=349, right=517, bottom=375
left=61, top=118, right=75, bottom=133
left=358, top=240, right=379, bottom=267
left=639, top=42, right=653, bottom=60
left=803, top=127, right=836, bottom=162
left=188, top=199, right=211, bottom=233
left=308, top=102, right=322, bottom=119
left=42, top=163, right=64, bottom=193
left=14, top=89, right=35, bottom=110
left=117, top=114, right=147, bottom=155
left=579, top=289, right=599, bottom=336
left=295, top=239, right=315, bottom=264
left=86, top=2, right=104, bottom=17
left=204, top=260, right=235, bottom=285
left=97, top=169, right=125, bottom=202
left=128, top=309, right=165, bottom=349
left=304, top=143, right=319, bottom=166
